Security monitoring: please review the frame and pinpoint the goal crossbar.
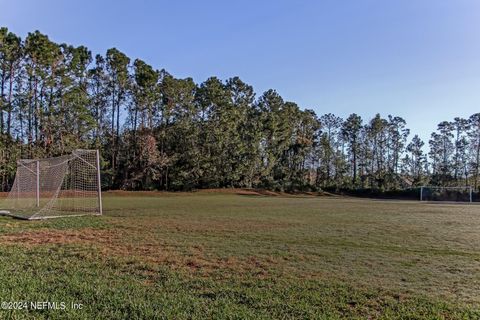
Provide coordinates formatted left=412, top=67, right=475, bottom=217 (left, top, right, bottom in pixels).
left=0, top=149, right=103, bottom=220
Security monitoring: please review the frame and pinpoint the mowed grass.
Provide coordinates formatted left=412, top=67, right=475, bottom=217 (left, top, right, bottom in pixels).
left=0, top=192, right=479, bottom=319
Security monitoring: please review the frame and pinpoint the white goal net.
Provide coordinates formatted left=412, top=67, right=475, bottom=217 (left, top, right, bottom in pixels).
left=420, top=186, right=473, bottom=203
left=0, top=149, right=102, bottom=220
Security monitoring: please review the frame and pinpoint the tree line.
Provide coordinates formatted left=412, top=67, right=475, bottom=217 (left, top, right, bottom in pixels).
left=0, top=28, right=479, bottom=192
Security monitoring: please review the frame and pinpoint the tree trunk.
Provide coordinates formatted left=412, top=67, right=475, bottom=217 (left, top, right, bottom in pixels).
left=352, top=140, right=357, bottom=185
left=111, top=86, right=116, bottom=177
left=475, top=139, right=480, bottom=190
left=6, top=63, right=14, bottom=136
left=27, top=75, right=33, bottom=156
left=0, top=71, right=5, bottom=133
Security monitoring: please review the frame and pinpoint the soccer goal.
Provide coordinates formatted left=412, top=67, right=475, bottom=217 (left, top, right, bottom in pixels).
left=419, top=186, right=473, bottom=203
left=0, top=149, right=102, bottom=220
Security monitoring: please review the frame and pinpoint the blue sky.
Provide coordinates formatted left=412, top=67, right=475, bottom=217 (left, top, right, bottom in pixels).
left=1, top=0, right=479, bottom=143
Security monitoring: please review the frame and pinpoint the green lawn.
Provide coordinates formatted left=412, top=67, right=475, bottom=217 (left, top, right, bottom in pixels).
left=0, top=192, right=479, bottom=319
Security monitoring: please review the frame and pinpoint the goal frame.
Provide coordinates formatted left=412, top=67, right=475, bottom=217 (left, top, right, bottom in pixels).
left=0, top=149, right=103, bottom=220
left=419, top=185, right=473, bottom=203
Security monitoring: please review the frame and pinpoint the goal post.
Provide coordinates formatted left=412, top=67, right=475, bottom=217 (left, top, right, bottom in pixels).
left=419, top=186, right=473, bottom=203
left=0, top=149, right=103, bottom=220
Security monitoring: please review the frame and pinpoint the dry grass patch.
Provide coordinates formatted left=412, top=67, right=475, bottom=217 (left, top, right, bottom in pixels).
left=0, top=225, right=282, bottom=278
left=0, top=228, right=118, bottom=247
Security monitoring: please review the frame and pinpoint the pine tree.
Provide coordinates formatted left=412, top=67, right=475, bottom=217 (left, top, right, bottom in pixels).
left=469, top=113, right=480, bottom=190
left=342, top=113, right=363, bottom=186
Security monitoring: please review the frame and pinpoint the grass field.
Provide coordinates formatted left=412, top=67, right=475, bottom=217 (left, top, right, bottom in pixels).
left=0, top=191, right=479, bottom=319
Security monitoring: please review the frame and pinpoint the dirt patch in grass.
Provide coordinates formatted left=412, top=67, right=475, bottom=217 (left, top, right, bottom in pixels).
left=104, top=188, right=337, bottom=198
left=104, top=190, right=178, bottom=197
left=0, top=228, right=118, bottom=246
left=199, top=188, right=338, bottom=197
left=121, top=216, right=298, bottom=234
left=0, top=227, right=280, bottom=277
left=106, top=189, right=271, bottom=196
left=0, top=228, right=182, bottom=267
left=198, top=188, right=280, bottom=196
left=98, top=240, right=281, bottom=278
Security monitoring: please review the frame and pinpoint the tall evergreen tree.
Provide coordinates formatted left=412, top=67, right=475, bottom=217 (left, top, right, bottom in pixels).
left=469, top=113, right=480, bottom=190
left=342, top=113, right=363, bottom=186
left=403, top=135, right=426, bottom=185
left=317, top=113, right=342, bottom=187
left=105, top=48, right=130, bottom=186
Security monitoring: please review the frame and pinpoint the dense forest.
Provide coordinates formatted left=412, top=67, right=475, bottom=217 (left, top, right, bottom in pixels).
left=0, top=28, right=479, bottom=192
